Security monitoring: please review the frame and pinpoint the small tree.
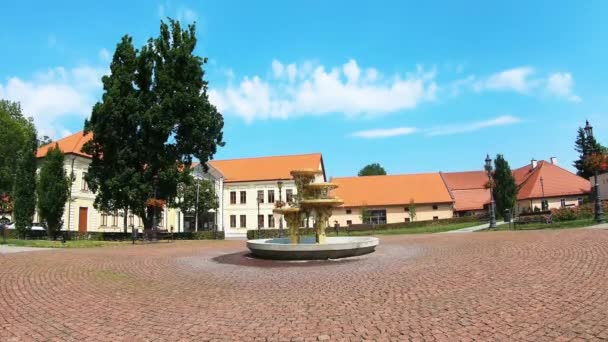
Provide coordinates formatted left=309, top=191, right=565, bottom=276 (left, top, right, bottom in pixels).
left=360, top=207, right=371, bottom=224
left=409, top=198, right=417, bottom=222
left=358, top=163, right=387, bottom=176
left=172, top=177, right=218, bottom=230
left=13, top=128, right=38, bottom=238
left=492, top=154, right=518, bottom=216
left=37, top=145, right=70, bottom=239
left=574, top=126, right=607, bottom=179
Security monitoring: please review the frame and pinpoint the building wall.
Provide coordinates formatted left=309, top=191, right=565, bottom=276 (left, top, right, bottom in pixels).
left=331, top=203, right=453, bottom=226
left=515, top=196, right=585, bottom=214
left=35, top=155, right=183, bottom=233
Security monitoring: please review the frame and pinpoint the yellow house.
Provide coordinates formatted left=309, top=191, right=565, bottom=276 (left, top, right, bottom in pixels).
left=330, top=173, right=454, bottom=226
left=36, top=131, right=182, bottom=233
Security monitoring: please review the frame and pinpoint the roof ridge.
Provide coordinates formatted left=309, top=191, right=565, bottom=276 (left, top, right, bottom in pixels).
left=210, top=152, right=322, bottom=163
left=332, top=172, right=441, bottom=180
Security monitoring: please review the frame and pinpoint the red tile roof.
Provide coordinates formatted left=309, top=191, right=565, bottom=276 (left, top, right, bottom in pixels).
left=513, top=161, right=591, bottom=200
left=36, top=131, right=92, bottom=158
left=442, top=171, right=488, bottom=190
left=208, top=153, right=324, bottom=183
left=451, top=189, right=491, bottom=211
left=331, top=173, right=453, bottom=207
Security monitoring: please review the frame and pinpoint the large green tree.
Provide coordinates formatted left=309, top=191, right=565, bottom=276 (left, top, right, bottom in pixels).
left=0, top=100, right=33, bottom=208
left=12, top=128, right=38, bottom=238
left=37, top=145, right=70, bottom=239
left=574, top=127, right=607, bottom=179
left=83, top=19, right=224, bottom=230
left=492, top=154, right=518, bottom=216
left=358, top=163, right=387, bottom=176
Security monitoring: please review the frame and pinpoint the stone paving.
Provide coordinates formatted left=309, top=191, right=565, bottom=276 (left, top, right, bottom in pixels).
left=1, top=229, right=608, bottom=341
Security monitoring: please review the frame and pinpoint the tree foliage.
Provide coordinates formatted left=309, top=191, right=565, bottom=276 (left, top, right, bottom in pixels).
left=409, top=198, right=417, bottom=222
left=358, top=163, right=387, bottom=176
left=173, top=177, right=218, bottom=229
left=574, top=127, right=607, bottom=179
left=83, top=19, right=224, bottom=229
left=37, top=145, right=70, bottom=239
left=0, top=100, right=33, bottom=200
left=13, top=128, right=38, bottom=238
left=492, top=154, right=518, bottom=216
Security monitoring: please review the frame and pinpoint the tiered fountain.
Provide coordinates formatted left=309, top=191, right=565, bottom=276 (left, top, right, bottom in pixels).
left=247, top=169, right=379, bottom=260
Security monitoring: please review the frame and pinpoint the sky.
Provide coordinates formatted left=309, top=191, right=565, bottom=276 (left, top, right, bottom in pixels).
left=1, top=1, right=607, bottom=178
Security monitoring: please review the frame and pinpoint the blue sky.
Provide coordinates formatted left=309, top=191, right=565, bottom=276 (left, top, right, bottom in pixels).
left=1, top=1, right=607, bottom=178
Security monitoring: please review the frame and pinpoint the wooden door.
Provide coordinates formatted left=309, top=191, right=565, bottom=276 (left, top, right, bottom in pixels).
left=78, top=207, right=88, bottom=232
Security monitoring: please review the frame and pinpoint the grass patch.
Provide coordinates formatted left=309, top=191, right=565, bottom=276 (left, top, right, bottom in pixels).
left=485, top=218, right=596, bottom=232
left=1, top=239, right=125, bottom=248
left=326, top=221, right=479, bottom=236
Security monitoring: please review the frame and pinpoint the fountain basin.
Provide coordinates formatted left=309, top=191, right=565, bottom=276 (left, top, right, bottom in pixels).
left=247, top=236, right=379, bottom=260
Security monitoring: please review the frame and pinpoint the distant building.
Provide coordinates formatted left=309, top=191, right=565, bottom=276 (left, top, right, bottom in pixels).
left=36, top=131, right=182, bottom=233
left=204, top=153, right=326, bottom=237
left=441, top=171, right=490, bottom=217
left=330, top=173, right=454, bottom=226
left=513, top=159, right=591, bottom=213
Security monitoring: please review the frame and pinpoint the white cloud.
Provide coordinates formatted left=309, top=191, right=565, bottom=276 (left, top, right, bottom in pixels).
left=158, top=2, right=197, bottom=23
left=209, top=59, right=438, bottom=122
left=427, top=115, right=522, bottom=136
left=546, top=72, right=581, bottom=102
left=351, top=127, right=416, bottom=138
left=177, top=7, right=197, bottom=22
left=0, top=65, right=106, bottom=138
left=99, top=48, right=110, bottom=61
left=474, top=67, right=536, bottom=93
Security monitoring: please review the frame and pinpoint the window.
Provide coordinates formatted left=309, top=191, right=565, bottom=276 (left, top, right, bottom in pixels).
left=560, top=198, right=566, bottom=208
left=541, top=200, right=549, bottom=211
left=432, top=205, right=438, bottom=210
left=257, top=190, right=264, bottom=203
left=268, top=190, right=275, bottom=204
left=230, top=191, right=236, bottom=205
left=346, top=220, right=352, bottom=226
left=240, top=215, right=247, bottom=228
left=101, top=213, right=108, bottom=226
left=240, top=191, right=247, bottom=204
left=404, top=218, right=410, bottom=222
left=230, top=215, right=236, bottom=228
left=268, top=214, right=275, bottom=228
left=81, top=173, right=88, bottom=191
left=112, top=212, right=118, bottom=226
left=258, top=214, right=264, bottom=228
left=286, top=189, right=293, bottom=203
left=129, top=214, right=134, bottom=227
left=404, top=207, right=409, bottom=212
left=364, top=210, right=387, bottom=225
left=346, top=209, right=352, bottom=214
left=578, top=197, right=584, bottom=206
left=433, top=216, right=439, bottom=220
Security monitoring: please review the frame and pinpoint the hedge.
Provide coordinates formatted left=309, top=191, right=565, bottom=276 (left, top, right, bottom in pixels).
left=247, top=215, right=484, bottom=239
left=2, top=229, right=224, bottom=241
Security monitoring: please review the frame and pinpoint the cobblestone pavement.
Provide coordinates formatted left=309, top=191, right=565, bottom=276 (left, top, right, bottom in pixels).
left=2, top=229, right=608, bottom=341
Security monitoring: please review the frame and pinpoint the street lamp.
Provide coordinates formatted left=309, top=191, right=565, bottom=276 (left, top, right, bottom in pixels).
left=584, top=120, right=605, bottom=224
left=277, top=180, right=284, bottom=238
left=194, top=179, right=200, bottom=232
left=257, top=194, right=262, bottom=236
left=485, top=154, right=497, bottom=228
left=540, top=176, right=547, bottom=211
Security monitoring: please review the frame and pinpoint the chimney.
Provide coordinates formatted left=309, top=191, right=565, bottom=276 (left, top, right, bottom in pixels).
left=531, top=158, right=537, bottom=169
left=550, top=157, right=557, bottom=165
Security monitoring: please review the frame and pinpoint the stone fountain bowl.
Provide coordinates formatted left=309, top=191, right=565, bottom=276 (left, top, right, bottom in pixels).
left=247, top=236, right=379, bottom=260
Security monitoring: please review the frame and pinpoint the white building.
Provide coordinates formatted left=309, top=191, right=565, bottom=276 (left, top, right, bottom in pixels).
left=199, top=153, right=326, bottom=238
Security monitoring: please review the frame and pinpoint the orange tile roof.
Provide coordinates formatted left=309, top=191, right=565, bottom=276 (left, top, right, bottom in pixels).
left=331, top=173, right=453, bottom=207
left=208, top=153, right=324, bottom=183
left=513, top=161, right=591, bottom=200
left=451, top=189, right=491, bottom=211
left=36, top=131, right=92, bottom=158
left=442, top=171, right=488, bottom=190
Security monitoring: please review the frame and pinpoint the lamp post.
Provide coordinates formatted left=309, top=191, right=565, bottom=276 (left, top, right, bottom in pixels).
left=584, top=120, right=605, bottom=224
left=277, top=180, right=284, bottom=237
left=485, top=154, right=497, bottom=228
left=257, top=195, right=262, bottom=236
left=540, top=176, right=546, bottom=211
left=194, top=179, right=200, bottom=232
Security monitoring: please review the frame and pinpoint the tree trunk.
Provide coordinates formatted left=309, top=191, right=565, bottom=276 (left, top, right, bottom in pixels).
left=123, top=206, right=128, bottom=237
